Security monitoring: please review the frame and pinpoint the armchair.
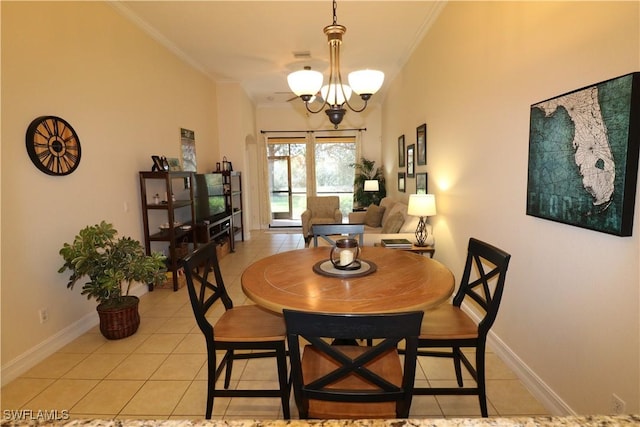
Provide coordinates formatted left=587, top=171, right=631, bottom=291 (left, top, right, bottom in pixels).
left=301, top=196, right=343, bottom=242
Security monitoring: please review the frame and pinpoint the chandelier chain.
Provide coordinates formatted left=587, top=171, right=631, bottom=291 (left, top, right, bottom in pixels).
left=332, top=0, right=337, bottom=25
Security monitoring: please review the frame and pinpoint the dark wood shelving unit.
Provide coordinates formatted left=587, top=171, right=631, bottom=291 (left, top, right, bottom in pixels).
left=224, top=171, right=244, bottom=250
left=194, top=214, right=232, bottom=245
left=139, top=171, right=196, bottom=291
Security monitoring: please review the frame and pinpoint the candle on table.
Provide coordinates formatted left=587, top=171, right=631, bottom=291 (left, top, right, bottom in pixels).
left=340, top=249, right=354, bottom=266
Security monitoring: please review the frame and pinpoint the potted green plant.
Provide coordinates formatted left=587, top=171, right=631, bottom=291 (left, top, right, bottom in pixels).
left=58, top=221, right=166, bottom=340
left=351, top=157, right=386, bottom=208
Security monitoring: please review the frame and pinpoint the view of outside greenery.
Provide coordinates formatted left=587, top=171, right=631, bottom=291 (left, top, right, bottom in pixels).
left=268, top=143, right=307, bottom=219
left=268, top=139, right=355, bottom=221
left=315, top=142, right=355, bottom=215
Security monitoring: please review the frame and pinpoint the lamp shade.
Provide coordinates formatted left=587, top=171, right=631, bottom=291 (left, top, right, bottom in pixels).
left=363, top=180, right=379, bottom=192
left=348, top=69, right=384, bottom=95
left=321, top=83, right=352, bottom=105
left=408, top=194, right=436, bottom=217
left=287, top=69, right=324, bottom=97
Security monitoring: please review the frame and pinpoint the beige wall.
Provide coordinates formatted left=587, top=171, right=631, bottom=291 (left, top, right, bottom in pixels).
left=1, top=2, right=218, bottom=378
left=382, top=1, right=639, bottom=414
left=215, top=82, right=256, bottom=231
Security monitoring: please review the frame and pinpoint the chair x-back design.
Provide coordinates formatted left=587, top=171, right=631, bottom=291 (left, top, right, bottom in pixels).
left=183, top=241, right=290, bottom=419
left=284, top=309, right=423, bottom=419
left=413, top=237, right=511, bottom=417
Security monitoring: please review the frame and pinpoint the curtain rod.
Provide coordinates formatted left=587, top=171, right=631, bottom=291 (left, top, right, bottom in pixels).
left=260, top=128, right=366, bottom=134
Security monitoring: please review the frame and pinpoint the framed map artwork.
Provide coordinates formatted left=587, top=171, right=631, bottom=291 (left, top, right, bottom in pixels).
left=527, top=72, right=640, bottom=236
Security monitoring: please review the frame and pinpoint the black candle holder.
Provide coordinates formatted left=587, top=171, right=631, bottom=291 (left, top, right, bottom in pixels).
left=330, top=238, right=361, bottom=270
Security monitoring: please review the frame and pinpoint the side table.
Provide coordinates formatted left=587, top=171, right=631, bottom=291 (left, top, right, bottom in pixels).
left=374, top=242, right=435, bottom=258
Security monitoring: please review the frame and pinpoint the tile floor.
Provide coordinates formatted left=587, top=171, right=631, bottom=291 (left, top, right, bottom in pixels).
left=1, top=230, right=548, bottom=421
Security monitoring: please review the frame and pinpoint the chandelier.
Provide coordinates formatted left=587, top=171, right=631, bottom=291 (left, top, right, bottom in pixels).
left=287, top=0, right=384, bottom=128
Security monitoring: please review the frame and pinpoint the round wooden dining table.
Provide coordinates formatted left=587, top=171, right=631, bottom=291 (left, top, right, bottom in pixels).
left=241, top=246, right=455, bottom=314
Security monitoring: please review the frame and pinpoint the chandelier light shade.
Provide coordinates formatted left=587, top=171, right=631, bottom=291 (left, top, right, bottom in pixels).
left=321, top=83, right=352, bottom=106
left=348, top=70, right=385, bottom=99
left=408, top=194, right=437, bottom=247
left=287, top=68, right=323, bottom=100
left=287, top=0, right=384, bottom=128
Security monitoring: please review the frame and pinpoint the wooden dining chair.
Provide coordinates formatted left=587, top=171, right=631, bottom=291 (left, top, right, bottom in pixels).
left=311, top=223, right=365, bottom=247
left=413, top=237, right=511, bottom=417
left=283, top=309, right=423, bottom=419
left=182, top=241, right=290, bottom=419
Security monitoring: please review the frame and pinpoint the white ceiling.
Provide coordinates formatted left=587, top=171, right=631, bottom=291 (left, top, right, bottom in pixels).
left=113, top=1, right=445, bottom=107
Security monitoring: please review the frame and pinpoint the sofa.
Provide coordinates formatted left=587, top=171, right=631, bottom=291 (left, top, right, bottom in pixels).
left=347, top=196, right=433, bottom=247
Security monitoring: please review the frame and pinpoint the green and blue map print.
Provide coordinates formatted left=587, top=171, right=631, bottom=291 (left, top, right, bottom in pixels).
left=527, top=73, right=640, bottom=236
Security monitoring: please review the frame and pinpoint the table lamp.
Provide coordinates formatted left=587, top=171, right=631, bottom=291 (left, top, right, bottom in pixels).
left=364, top=179, right=380, bottom=205
left=407, top=194, right=436, bottom=247
left=364, top=179, right=379, bottom=192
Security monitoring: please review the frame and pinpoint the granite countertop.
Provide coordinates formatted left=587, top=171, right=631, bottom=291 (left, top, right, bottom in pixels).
left=2, top=416, right=639, bottom=427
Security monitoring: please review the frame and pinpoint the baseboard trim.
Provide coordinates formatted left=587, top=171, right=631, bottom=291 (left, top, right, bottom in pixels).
left=486, top=328, right=575, bottom=415
left=460, top=302, right=575, bottom=416
left=0, top=310, right=98, bottom=387
left=0, top=283, right=149, bottom=387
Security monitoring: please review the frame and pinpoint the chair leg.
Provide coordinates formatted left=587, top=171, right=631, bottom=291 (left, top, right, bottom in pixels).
left=206, top=351, right=216, bottom=419
left=276, top=344, right=291, bottom=419
left=224, top=350, right=234, bottom=389
left=476, top=344, right=488, bottom=417
left=205, top=378, right=214, bottom=419
left=453, top=346, right=464, bottom=387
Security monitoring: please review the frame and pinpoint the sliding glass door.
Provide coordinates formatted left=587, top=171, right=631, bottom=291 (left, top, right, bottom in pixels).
left=265, top=134, right=358, bottom=225
left=267, top=140, right=307, bottom=222
left=268, top=156, right=292, bottom=219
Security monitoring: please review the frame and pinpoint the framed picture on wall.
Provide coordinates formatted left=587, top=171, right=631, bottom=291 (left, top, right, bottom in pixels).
left=398, top=172, right=406, bottom=192
left=416, top=172, right=428, bottom=194
left=167, top=157, right=181, bottom=171
left=416, top=123, right=427, bottom=165
left=180, top=128, right=197, bottom=172
left=527, top=72, right=640, bottom=236
left=407, top=144, right=415, bottom=178
left=398, top=135, right=405, bottom=167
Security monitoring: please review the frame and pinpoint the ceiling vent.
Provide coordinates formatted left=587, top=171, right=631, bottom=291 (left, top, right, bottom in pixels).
left=292, top=51, right=312, bottom=59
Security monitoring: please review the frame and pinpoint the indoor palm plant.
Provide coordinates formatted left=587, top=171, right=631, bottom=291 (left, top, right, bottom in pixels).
left=351, top=157, right=386, bottom=207
left=58, top=221, right=166, bottom=340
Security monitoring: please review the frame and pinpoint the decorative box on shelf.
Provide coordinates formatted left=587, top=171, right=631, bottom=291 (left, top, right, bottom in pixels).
left=157, top=268, right=186, bottom=290
left=216, top=239, right=230, bottom=259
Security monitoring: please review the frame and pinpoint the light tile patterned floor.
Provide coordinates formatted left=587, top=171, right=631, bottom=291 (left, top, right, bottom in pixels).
left=1, top=230, right=548, bottom=420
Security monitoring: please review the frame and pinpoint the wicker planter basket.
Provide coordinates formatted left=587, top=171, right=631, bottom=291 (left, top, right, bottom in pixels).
left=96, top=296, right=140, bottom=340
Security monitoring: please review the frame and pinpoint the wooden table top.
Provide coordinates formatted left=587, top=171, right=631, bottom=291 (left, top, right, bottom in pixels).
left=241, top=247, right=455, bottom=314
